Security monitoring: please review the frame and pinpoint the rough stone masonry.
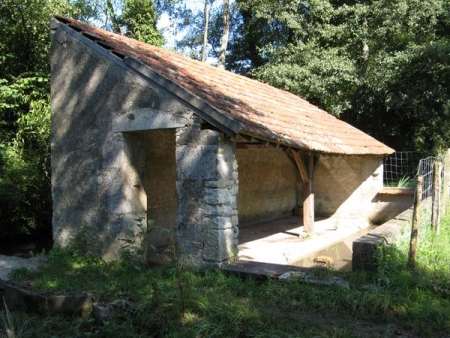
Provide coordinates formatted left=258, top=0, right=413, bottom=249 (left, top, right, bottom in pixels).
left=175, top=114, right=239, bottom=266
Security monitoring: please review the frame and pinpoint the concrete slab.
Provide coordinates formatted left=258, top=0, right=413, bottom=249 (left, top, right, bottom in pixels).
left=233, top=209, right=412, bottom=274
left=221, top=260, right=310, bottom=279
left=237, top=216, right=373, bottom=266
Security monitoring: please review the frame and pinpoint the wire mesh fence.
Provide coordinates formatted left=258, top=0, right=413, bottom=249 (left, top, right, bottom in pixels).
left=415, top=156, right=444, bottom=229
left=417, top=156, right=442, bottom=201
left=383, top=151, right=419, bottom=187
left=383, top=151, right=447, bottom=230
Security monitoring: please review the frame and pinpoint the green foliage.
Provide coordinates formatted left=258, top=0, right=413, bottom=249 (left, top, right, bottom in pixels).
left=385, top=175, right=416, bottom=188
left=8, top=217, right=450, bottom=337
left=104, top=0, right=163, bottom=45
left=0, top=0, right=85, bottom=241
left=0, top=298, right=29, bottom=338
left=0, top=76, right=51, bottom=240
left=0, top=0, right=162, bottom=241
left=120, top=0, right=164, bottom=45
left=236, top=0, right=450, bottom=153
left=120, top=217, right=168, bottom=269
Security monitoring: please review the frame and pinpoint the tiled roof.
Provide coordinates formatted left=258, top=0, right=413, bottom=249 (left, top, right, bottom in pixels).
left=53, top=15, right=394, bottom=155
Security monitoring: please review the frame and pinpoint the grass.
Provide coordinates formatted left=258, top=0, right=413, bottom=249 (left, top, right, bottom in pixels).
left=3, top=217, right=450, bottom=337
left=384, top=175, right=417, bottom=188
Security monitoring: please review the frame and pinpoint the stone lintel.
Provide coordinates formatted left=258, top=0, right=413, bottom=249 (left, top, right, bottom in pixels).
left=114, top=108, right=190, bottom=132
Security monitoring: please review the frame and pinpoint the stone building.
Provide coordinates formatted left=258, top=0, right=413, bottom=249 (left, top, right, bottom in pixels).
left=50, top=15, right=394, bottom=267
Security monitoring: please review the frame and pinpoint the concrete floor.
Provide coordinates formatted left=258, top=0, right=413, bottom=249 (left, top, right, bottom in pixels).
left=237, top=216, right=374, bottom=270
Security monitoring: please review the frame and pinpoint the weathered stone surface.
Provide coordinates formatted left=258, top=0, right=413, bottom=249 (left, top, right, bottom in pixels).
left=205, top=188, right=234, bottom=205
left=176, top=145, right=218, bottom=180
left=52, top=23, right=241, bottom=266
left=93, top=299, right=133, bottom=324
left=205, top=217, right=234, bottom=230
left=0, top=283, right=93, bottom=317
left=51, top=24, right=189, bottom=259
left=352, top=236, right=381, bottom=271
left=352, top=214, right=408, bottom=271
left=177, top=180, right=205, bottom=224
left=217, top=143, right=236, bottom=181
left=278, top=271, right=350, bottom=289
left=198, top=129, right=221, bottom=145
left=0, top=256, right=47, bottom=282
left=202, top=205, right=234, bottom=217
left=204, top=180, right=234, bottom=188
left=175, top=119, right=201, bottom=145
left=114, top=108, right=191, bottom=132
left=203, top=229, right=235, bottom=262
left=231, top=216, right=239, bottom=226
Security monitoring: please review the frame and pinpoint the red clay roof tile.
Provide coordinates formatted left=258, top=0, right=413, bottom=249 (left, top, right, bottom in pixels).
left=53, top=15, right=394, bottom=156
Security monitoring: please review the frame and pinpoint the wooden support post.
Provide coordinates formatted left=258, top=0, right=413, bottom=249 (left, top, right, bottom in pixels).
left=288, top=150, right=317, bottom=235
left=303, top=154, right=315, bottom=234
left=432, top=161, right=442, bottom=233
left=443, top=150, right=450, bottom=215
left=408, top=175, right=423, bottom=269
left=290, top=150, right=309, bottom=183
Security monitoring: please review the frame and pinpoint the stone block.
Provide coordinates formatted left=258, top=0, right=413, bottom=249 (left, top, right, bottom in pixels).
left=205, top=217, right=233, bottom=230
left=1, top=284, right=93, bottom=317
left=217, top=144, right=236, bottom=181
left=198, top=129, right=221, bottom=145
left=204, top=180, right=234, bottom=188
left=202, top=204, right=234, bottom=217
left=231, top=215, right=239, bottom=226
left=202, top=228, right=235, bottom=262
left=177, top=180, right=205, bottom=223
left=176, top=125, right=198, bottom=145
left=352, top=235, right=385, bottom=271
left=205, top=188, right=234, bottom=205
left=176, top=145, right=218, bottom=180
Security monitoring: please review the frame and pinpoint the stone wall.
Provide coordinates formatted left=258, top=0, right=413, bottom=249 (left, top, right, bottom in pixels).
left=315, top=155, right=383, bottom=221
left=51, top=23, right=190, bottom=259
left=176, top=119, right=239, bottom=266
left=237, top=148, right=302, bottom=226
left=369, top=188, right=415, bottom=224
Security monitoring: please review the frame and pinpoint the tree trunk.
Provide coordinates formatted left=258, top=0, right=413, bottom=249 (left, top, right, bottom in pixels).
left=106, top=0, right=121, bottom=34
left=217, top=0, right=230, bottom=69
left=201, top=0, right=210, bottom=63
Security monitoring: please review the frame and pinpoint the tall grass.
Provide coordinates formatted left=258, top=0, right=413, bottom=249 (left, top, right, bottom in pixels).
left=0, top=298, right=28, bottom=338
left=5, top=216, right=450, bottom=337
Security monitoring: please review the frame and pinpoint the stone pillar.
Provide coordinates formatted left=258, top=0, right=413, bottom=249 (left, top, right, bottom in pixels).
left=176, top=116, right=239, bottom=267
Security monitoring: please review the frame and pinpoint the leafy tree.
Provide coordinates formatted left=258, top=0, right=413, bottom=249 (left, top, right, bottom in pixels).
left=236, top=0, right=450, bottom=153
left=169, top=0, right=238, bottom=65
left=105, top=0, right=164, bottom=45
left=0, top=0, right=79, bottom=242
left=0, top=0, right=163, bottom=243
